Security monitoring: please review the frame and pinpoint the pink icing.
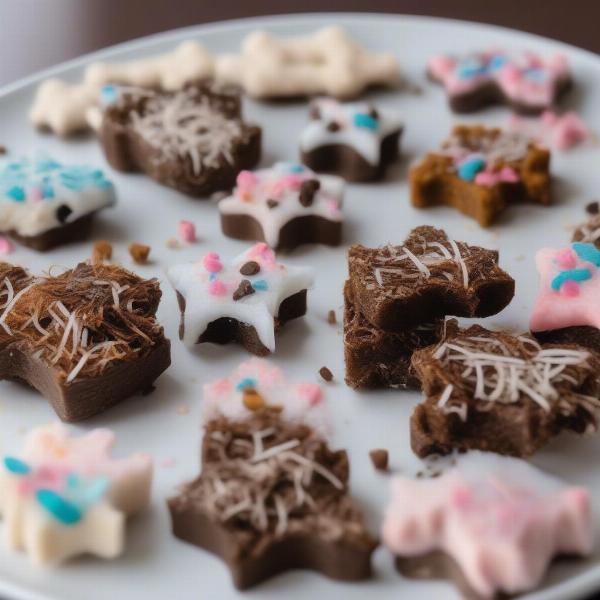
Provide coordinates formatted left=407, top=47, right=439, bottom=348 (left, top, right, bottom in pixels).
left=555, top=247, right=577, bottom=269
left=202, top=252, right=222, bottom=273
left=236, top=170, right=258, bottom=189
left=247, top=242, right=276, bottom=266
left=474, top=166, right=518, bottom=187
left=208, top=279, right=227, bottom=296
left=0, top=237, right=13, bottom=255
left=295, top=382, right=323, bottom=406
left=560, top=280, right=580, bottom=297
left=178, top=220, right=196, bottom=243
left=509, top=110, right=589, bottom=151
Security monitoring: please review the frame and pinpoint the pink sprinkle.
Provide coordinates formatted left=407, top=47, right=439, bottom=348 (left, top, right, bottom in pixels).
left=203, top=252, right=222, bottom=273
left=178, top=220, right=196, bottom=243
left=0, top=237, right=13, bottom=255
left=208, top=279, right=227, bottom=296
left=500, top=63, right=521, bottom=84
left=552, top=112, right=589, bottom=150
left=248, top=242, right=275, bottom=264
left=280, top=174, right=304, bottom=190
left=296, top=383, right=322, bottom=406
left=499, top=166, right=519, bottom=183
left=428, top=55, right=455, bottom=77
left=236, top=170, right=257, bottom=189
left=555, top=248, right=577, bottom=270
left=474, top=170, right=498, bottom=187
left=211, top=378, right=232, bottom=395
left=560, top=279, right=580, bottom=297
left=28, top=187, right=43, bottom=202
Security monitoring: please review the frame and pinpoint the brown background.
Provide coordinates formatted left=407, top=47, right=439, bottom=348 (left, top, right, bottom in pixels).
left=0, top=1, right=599, bottom=599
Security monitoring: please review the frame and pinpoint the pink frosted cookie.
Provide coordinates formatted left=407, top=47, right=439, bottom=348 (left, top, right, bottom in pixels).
left=0, top=423, right=152, bottom=565
left=428, top=50, right=572, bottom=114
left=382, top=451, right=592, bottom=598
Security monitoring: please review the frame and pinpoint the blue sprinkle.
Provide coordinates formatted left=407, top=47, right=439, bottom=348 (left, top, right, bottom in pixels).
left=551, top=268, right=592, bottom=291
left=236, top=377, right=257, bottom=391
left=36, top=489, right=82, bottom=525
left=458, top=158, right=486, bottom=182
left=35, top=159, right=61, bottom=173
left=288, top=164, right=305, bottom=173
left=572, top=242, right=600, bottom=266
left=100, top=84, right=119, bottom=105
left=81, top=477, right=109, bottom=506
left=209, top=272, right=217, bottom=281
left=252, top=279, right=268, bottom=291
left=487, top=55, right=508, bottom=72
left=353, top=113, right=379, bottom=131
left=6, top=186, right=25, bottom=201
left=4, top=456, right=30, bottom=475
left=456, top=58, right=487, bottom=79
left=42, top=183, right=55, bottom=199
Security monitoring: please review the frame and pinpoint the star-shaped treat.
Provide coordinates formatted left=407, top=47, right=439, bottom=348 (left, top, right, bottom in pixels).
left=428, top=49, right=571, bottom=114
left=167, top=243, right=314, bottom=355
left=382, top=451, right=592, bottom=599
left=347, top=225, right=515, bottom=331
left=168, top=360, right=377, bottom=589
left=0, top=423, right=152, bottom=565
left=219, top=162, right=344, bottom=251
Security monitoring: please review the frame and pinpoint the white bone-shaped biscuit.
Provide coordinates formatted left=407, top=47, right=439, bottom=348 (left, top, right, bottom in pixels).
left=215, top=26, right=400, bottom=99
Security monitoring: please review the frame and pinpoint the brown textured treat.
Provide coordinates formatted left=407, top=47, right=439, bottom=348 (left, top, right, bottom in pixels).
left=348, top=226, right=515, bottom=332
left=10, top=213, right=95, bottom=252
left=343, top=280, right=442, bottom=389
left=168, top=411, right=377, bottom=589
left=534, top=326, right=600, bottom=356
left=92, top=240, right=113, bottom=264
left=0, top=261, right=170, bottom=421
left=369, top=449, right=388, bottom=471
left=128, top=242, right=150, bottom=264
left=410, top=320, right=600, bottom=458
left=97, top=81, right=261, bottom=197
left=410, top=126, right=551, bottom=227
left=572, top=212, right=600, bottom=249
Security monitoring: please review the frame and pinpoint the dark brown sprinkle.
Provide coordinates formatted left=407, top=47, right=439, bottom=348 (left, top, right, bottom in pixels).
left=232, top=279, right=255, bottom=301
left=369, top=449, right=389, bottom=471
left=327, top=309, right=337, bottom=325
left=240, top=261, right=260, bottom=276
left=586, top=201, right=599, bottom=215
left=0, top=145, right=6, bottom=155
left=319, top=366, right=333, bottom=382
left=368, top=107, right=379, bottom=120
left=266, top=198, right=279, bottom=209
left=299, top=179, right=321, bottom=207
left=326, top=121, right=341, bottom=132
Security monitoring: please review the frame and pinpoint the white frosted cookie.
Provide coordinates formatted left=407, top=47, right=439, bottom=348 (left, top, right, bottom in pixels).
left=215, top=26, right=400, bottom=99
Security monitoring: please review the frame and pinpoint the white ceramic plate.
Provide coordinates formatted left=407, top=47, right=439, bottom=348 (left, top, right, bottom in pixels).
left=1, top=12, right=600, bottom=600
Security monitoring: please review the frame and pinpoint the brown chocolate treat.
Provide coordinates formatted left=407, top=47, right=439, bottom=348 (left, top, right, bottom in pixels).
left=572, top=212, right=600, bottom=249
left=92, top=240, right=112, bottom=264
left=97, top=81, right=261, bottom=197
left=168, top=410, right=377, bottom=589
left=327, top=309, right=337, bottom=325
left=534, top=326, right=600, bottom=356
left=232, top=279, right=255, bottom=301
left=410, top=320, right=600, bottom=458
left=348, top=226, right=515, bottom=332
left=0, top=145, right=6, bottom=155
left=369, top=449, right=388, bottom=471
left=586, top=201, right=599, bottom=215
left=343, top=280, right=442, bottom=389
left=239, top=261, right=260, bottom=276
left=410, top=126, right=551, bottom=227
left=319, top=366, right=333, bottom=382
left=0, top=261, right=170, bottom=421
left=300, top=98, right=403, bottom=182
left=128, top=242, right=150, bottom=264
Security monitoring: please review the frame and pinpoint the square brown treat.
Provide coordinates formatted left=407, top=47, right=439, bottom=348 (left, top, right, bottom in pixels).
left=348, top=226, right=514, bottom=331
left=410, top=320, right=600, bottom=458
left=409, top=126, right=551, bottom=227
left=343, top=281, right=441, bottom=389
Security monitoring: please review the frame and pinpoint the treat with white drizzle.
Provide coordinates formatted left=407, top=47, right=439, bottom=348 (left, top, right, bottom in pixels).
left=0, top=261, right=170, bottom=421
left=219, top=162, right=344, bottom=251
left=168, top=359, right=377, bottom=589
left=347, top=225, right=515, bottom=332
left=167, top=242, right=313, bottom=356
left=95, top=81, right=261, bottom=197
left=382, top=451, right=592, bottom=599
left=0, top=423, right=152, bottom=565
left=300, top=98, right=403, bottom=181
left=410, top=125, right=551, bottom=227
left=0, top=156, right=116, bottom=251
left=410, top=320, right=600, bottom=458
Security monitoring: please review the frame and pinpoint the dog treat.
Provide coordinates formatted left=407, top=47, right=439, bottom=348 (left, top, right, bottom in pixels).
left=219, top=162, right=344, bottom=251
left=128, top=242, right=150, bottom=264
left=96, top=81, right=261, bottom=197
left=215, top=26, right=399, bottom=99
left=369, top=449, right=388, bottom=471
left=428, top=50, right=571, bottom=114
left=168, top=359, right=377, bottom=589
left=0, top=423, right=152, bottom=565
left=167, top=243, right=313, bottom=355
left=410, top=126, right=551, bottom=227
left=410, top=320, right=600, bottom=458
left=0, top=261, right=171, bottom=421
left=300, top=98, right=403, bottom=181
left=343, top=281, right=442, bottom=389
left=0, top=157, right=116, bottom=251
left=382, top=451, right=592, bottom=599
left=348, top=226, right=514, bottom=332
left=92, top=240, right=113, bottom=264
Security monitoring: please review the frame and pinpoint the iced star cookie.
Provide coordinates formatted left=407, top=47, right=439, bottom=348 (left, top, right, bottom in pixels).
left=219, top=163, right=344, bottom=251
left=95, top=81, right=261, bottom=197
left=0, top=261, right=171, bottom=421
left=382, top=451, right=592, bottom=599
left=168, top=360, right=377, bottom=589
left=167, top=243, right=313, bottom=356
left=300, top=98, right=403, bottom=182
left=410, top=125, right=551, bottom=227
left=0, top=423, right=152, bottom=565
left=0, top=157, right=116, bottom=251
left=428, top=50, right=572, bottom=114
left=215, top=26, right=400, bottom=99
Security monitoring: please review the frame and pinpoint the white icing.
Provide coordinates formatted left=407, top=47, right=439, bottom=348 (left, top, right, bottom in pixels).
left=167, top=243, right=314, bottom=351
left=300, top=98, right=403, bottom=165
left=0, top=157, right=116, bottom=237
left=218, top=163, right=344, bottom=248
